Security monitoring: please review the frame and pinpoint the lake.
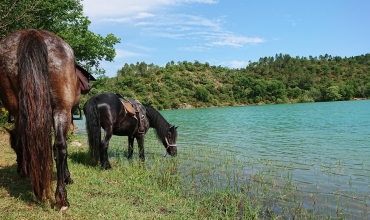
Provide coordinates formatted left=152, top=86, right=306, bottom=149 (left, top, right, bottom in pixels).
left=74, top=100, right=370, bottom=218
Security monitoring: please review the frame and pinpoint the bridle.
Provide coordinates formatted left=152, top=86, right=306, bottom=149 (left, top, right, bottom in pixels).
left=164, top=137, right=177, bottom=150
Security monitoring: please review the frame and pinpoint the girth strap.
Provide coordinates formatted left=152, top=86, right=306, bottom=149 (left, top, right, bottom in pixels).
left=131, top=101, right=145, bottom=134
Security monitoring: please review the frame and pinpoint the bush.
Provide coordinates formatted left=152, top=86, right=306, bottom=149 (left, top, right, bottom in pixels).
left=195, top=86, right=210, bottom=102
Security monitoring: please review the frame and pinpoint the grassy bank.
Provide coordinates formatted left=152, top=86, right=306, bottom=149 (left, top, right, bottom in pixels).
left=0, top=128, right=347, bottom=219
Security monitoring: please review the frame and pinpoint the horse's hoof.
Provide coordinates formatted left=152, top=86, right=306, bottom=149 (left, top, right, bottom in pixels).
left=102, top=165, right=112, bottom=170
left=102, top=162, right=112, bottom=170
left=60, top=206, right=69, bottom=212
left=56, top=201, right=70, bottom=211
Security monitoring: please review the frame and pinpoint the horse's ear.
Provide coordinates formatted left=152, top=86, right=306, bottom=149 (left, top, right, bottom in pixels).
left=169, top=125, right=178, bottom=132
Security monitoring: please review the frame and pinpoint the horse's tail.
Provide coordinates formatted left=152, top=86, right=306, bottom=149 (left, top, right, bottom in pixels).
left=17, top=30, right=53, bottom=201
left=84, top=97, right=101, bottom=165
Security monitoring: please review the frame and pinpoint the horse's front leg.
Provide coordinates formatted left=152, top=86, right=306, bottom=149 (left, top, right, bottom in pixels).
left=53, top=113, right=70, bottom=211
left=127, top=136, right=134, bottom=159
left=100, top=128, right=112, bottom=170
left=136, top=135, right=145, bottom=161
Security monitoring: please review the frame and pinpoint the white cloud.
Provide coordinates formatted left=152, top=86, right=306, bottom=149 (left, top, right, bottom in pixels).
left=229, top=60, right=249, bottom=68
left=82, top=0, right=264, bottom=52
left=82, top=0, right=217, bottom=19
left=151, top=32, right=186, bottom=39
left=135, top=12, right=155, bottom=19
left=131, top=14, right=221, bottom=29
left=178, top=45, right=210, bottom=52
left=210, top=34, right=265, bottom=48
left=126, top=43, right=156, bottom=52
left=132, top=14, right=263, bottom=48
left=106, top=12, right=156, bottom=23
left=285, top=15, right=299, bottom=26
left=212, top=60, right=249, bottom=69
left=115, top=49, right=145, bottom=59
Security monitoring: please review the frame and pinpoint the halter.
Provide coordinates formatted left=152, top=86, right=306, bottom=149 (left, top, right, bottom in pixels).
left=165, top=137, right=177, bottom=150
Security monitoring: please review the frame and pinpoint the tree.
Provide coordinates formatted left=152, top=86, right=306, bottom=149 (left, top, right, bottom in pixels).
left=0, top=0, right=41, bottom=38
left=195, top=86, right=209, bottom=102
left=325, top=86, right=342, bottom=101
left=0, top=0, right=120, bottom=75
left=74, top=54, right=370, bottom=110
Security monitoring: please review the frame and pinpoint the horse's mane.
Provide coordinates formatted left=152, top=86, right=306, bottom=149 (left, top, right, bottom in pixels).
left=144, top=104, right=171, bottom=140
left=115, top=93, right=124, bottom=99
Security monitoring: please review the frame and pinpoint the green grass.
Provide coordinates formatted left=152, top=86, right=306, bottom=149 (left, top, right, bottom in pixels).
left=0, top=129, right=365, bottom=219
left=0, top=131, right=265, bottom=219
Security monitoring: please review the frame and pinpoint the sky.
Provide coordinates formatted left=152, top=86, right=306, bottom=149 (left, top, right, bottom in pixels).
left=81, top=0, right=370, bottom=77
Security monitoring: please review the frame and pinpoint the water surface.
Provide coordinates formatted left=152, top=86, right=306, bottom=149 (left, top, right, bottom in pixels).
left=160, top=100, right=370, bottom=218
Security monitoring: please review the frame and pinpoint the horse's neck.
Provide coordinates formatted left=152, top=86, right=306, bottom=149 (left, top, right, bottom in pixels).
left=146, top=107, right=170, bottom=139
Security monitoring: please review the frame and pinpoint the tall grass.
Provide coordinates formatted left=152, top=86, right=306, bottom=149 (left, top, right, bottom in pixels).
left=0, top=129, right=368, bottom=219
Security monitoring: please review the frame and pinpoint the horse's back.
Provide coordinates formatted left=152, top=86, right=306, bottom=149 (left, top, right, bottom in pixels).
left=34, top=30, right=79, bottom=109
left=86, top=92, right=129, bottom=132
left=0, top=29, right=79, bottom=115
left=95, top=92, right=123, bottom=118
left=94, top=92, right=122, bottom=109
left=0, top=31, right=24, bottom=114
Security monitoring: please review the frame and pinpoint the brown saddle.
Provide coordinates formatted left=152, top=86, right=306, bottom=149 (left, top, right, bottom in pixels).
left=120, top=99, right=136, bottom=116
left=119, top=98, right=145, bottom=134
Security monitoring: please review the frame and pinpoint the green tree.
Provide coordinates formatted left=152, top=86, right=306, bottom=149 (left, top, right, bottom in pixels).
left=195, top=86, right=210, bottom=102
left=325, top=86, right=342, bottom=101
left=0, top=0, right=120, bottom=75
left=81, top=53, right=370, bottom=110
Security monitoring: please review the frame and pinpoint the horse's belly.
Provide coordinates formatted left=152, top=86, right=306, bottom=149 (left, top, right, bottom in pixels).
left=112, top=127, right=135, bottom=136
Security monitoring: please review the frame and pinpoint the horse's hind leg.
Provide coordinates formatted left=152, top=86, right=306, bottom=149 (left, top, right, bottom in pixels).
left=127, top=136, right=134, bottom=159
left=100, top=128, right=112, bottom=169
left=136, top=135, right=145, bottom=161
left=6, top=127, right=26, bottom=177
left=53, top=112, right=71, bottom=211
left=64, top=159, right=73, bottom=184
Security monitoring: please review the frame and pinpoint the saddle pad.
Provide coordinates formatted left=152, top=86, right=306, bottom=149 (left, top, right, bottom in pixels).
left=121, top=100, right=135, bottom=116
left=76, top=67, right=91, bottom=94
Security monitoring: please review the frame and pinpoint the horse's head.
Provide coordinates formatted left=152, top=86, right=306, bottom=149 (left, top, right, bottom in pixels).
left=75, top=64, right=96, bottom=94
left=163, top=125, right=178, bottom=156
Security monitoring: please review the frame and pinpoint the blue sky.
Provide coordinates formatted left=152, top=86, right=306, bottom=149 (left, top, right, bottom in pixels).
left=82, top=0, right=370, bottom=77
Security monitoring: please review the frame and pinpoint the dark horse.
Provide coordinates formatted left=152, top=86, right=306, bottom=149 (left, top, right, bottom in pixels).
left=83, top=92, right=178, bottom=169
left=0, top=29, right=91, bottom=211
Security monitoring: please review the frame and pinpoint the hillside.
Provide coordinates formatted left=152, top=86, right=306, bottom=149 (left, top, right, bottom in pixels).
left=82, top=53, right=370, bottom=110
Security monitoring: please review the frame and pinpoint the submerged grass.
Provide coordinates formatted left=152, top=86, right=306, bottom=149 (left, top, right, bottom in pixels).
left=0, top=129, right=367, bottom=219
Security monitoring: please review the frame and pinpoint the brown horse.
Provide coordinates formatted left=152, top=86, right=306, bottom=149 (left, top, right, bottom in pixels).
left=0, top=29, right=89, bottom=211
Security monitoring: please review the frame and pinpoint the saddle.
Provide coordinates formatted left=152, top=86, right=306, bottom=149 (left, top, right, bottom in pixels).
left=119, top=98, right=145, bottom=134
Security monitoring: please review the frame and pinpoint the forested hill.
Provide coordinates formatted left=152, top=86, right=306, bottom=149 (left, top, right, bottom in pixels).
left=84, top=53, right=370, bottom=110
